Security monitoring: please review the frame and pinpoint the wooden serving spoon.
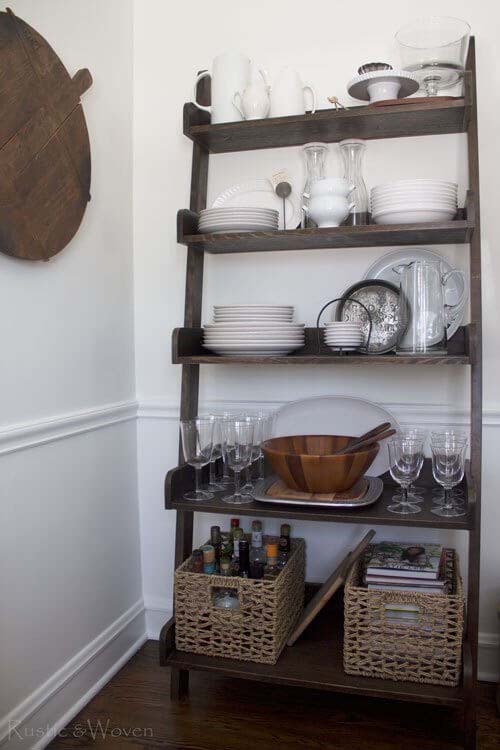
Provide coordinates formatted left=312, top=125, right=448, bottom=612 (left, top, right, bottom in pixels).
left=337, top=428, right=397, bottom=456
left=347, top=421, right=391, bottom=446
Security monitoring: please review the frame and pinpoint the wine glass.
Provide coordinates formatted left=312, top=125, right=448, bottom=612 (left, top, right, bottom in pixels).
left=179, top=418, right=215, bottom=501
left=430, top=431, right=468, bottom=506
left=200, top=415, right=225, bottom=491
left=220, top=418, right=255, bottom=505
left=218, top=412, right=243, bottom=486
left=431, top=439, right=467, bottom=517
left=257, top=413, right=274, bottom=483
left=241, top=413, right=270, bottom=493
left=398, top=427, right=427, bottom=501
left=387, top=438, right=424, bottom=515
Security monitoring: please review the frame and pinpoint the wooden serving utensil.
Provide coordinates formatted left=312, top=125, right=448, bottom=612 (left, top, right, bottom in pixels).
left=337, top=428, right=396, bottom=455
left=348, top=421, right=391, bottom=446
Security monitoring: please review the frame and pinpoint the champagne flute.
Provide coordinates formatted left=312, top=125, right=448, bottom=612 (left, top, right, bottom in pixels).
left=387, top=438, right=424, bottom=515
left=179, top=418, right=215, bottom=501
left=241, top=414, right=269, bottom=493
left=220, top=418, right=254, bottom=505
left=201, top=415, right=225, bottom=490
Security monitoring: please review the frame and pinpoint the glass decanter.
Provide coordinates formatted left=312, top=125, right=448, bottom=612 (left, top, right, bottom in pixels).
left=302, top=142, right=328, bottom=228
left=339, top=139, right=369, bottom=225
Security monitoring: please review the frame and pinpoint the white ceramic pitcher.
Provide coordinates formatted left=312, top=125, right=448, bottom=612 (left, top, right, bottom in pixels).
left=233, top=71, right=270, bottom=120
left=193, top=52, right=251, bottom=124
left=270, top=68, right=317, bottom=117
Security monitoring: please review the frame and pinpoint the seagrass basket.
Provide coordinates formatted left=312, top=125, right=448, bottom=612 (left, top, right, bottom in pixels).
left=175, top=536, right=305, bottom=664
left=343, top=549, right=464, bottom=686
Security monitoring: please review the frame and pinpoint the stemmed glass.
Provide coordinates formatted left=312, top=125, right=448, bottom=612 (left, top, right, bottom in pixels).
left=201, top=415, right=225, bottom=491
left=387, top=438, right=424, bottom=515
left=218, top=412, right=243, bottom=487
left=257, top=413, right=274, bottom=483
left=241, top=413, right=271, bottom=493
left=179, top=418, right=215, bottom=502
left=220, top=419, right=255, bottom=505
left=431, top=431, right=468, bottom=506
left=431, top=438, right=467, bottom=517
left=398, top=427, right=427, bottom=501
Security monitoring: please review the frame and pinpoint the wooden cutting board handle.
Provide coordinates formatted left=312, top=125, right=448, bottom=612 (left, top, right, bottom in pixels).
left=287, top=529, right=375, bottom=646
left=72, top=68, right=93, bottom=97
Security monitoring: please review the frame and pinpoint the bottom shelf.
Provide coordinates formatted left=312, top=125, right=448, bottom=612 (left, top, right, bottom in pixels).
left=163, top=591, right=464, bottom=707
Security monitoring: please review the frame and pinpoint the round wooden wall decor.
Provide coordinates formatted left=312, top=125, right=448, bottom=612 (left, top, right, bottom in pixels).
left=0, top=8, right=92, bottom=260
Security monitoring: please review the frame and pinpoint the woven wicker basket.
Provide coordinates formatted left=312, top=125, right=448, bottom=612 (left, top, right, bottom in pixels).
left=344, top=549, right=464, bottom=687
left=175, top=536, right=305, bottom=665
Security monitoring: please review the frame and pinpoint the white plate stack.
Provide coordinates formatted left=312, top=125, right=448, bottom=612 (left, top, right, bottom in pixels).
left=324, top=322, right=364, bottom=352
left=371, top=179, right=458, bottom=224
left=203, top=305, right=305, bottom=356
left=198, top=208, right=279, bottom=234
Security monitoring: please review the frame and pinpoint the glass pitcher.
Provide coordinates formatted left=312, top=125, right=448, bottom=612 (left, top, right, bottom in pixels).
left=395, top=260, right=466, bottom=355
left=339, top=139, right=369, bottom=225
left=302, top=142, right=328, bottom=228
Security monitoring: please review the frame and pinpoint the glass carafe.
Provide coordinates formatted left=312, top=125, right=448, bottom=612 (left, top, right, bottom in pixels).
left=339, top=139, right=369, bottom=225
left=395, top=260, right=466, bottom=355
left=302, top=142, right=328, bottom=228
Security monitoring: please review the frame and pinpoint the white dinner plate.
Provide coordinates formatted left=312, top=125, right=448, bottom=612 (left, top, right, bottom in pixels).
left=212, top=179, right=301, bottom=231
left=373, top=179, right=458, bottom=188
left=272, top=395, right=399, bottom=476
left=363, top=247, right=466, bottom=340
left=214, top=305, right=294, bottom=310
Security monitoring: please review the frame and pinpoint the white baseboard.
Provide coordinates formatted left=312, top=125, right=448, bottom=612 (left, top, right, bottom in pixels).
left=1, top=601, right=147, bottom=750
left=144, top=597, right=173, bottom=640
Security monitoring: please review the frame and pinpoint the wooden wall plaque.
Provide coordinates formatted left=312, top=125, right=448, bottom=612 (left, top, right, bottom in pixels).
left=0, top=8, right=92, bottom=260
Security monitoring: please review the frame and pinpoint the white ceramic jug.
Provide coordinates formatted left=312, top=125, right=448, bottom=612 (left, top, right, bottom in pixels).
left=270, top=68, right=317, bottom=117
left=193, top=52, right=251, bottom=124
left=233, top=72, right=270, bottom=120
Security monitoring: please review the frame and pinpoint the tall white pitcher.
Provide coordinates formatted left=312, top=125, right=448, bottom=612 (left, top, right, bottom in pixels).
left=193, top=52, right=251, bottom=124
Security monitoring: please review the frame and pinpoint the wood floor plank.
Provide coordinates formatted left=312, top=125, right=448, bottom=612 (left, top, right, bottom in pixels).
left=47, top=641, right=499, bottom=750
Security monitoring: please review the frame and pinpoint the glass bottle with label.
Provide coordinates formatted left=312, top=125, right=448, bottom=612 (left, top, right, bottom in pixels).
left=278, top=523, right=291, bottom=568
left=191, top=549, right=204, bottom=573
left=250, top=520, right=267, bottom=565
left=201, top=544, right=216, bottom=574
left=212, top=557, right=240, bottom=609
left=238, top=539, right=250, bottom=578
left=264, top=542, right=280, bottom=579
left=231, top=527, right=244, bottom=575
left=210, top=525, right=222, bottom=570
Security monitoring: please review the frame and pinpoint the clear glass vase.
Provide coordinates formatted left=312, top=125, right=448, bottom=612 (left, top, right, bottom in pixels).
left=302, top=142, right=328, bottom=228
left=339, top=139, right=369, bottom=225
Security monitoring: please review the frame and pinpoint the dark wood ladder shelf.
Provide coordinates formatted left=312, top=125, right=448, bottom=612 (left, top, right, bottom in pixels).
left=172, top=326, right=471, bottom=366
left=162, top=592, right=466, bottom=706
left=177, top=204, right=473, bottom=254
left=163, top=41, right=482, bottom=750
left=165, top=459, right=475, bottom=531
left=183, top=93, right=470, bottom=154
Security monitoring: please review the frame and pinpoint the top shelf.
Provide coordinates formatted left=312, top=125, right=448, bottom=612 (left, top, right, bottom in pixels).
left=183, top=89, right=471, bottom=154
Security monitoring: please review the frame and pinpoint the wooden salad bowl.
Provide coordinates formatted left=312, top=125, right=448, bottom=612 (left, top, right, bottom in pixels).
left=262, top=435, right=380, bottom=493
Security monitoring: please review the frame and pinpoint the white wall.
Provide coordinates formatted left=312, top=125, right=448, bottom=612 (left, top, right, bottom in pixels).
left=0, top=2, right=143, bottom=747
left=134, top=0, right=500, bottom=678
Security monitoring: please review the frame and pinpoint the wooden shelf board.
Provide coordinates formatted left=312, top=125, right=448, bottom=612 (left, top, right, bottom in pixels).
left=165, top=460, right=474, bottom=531
left=172, top=326, right=470, bottom=367
left=183, top=97, right=468, bottom=154
left=178, top=209, right=472, bottom=254
left=165, top=594, right=464, bottom=707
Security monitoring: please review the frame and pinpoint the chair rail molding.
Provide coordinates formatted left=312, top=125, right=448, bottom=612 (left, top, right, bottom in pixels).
left=0, top=400, right=139, bottom=456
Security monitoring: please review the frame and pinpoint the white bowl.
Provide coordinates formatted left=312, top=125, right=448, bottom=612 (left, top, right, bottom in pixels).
left=306, top=194, right=352, bottom=228
left=310, top=178, right=353, bottom=198
left=373, top=207, right=457, bottom=224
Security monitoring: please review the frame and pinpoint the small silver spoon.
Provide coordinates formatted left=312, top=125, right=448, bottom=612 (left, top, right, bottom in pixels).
left=275, top=181, right=292, bottom=230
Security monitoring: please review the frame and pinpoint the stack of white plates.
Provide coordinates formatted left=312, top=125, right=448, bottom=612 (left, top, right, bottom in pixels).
left=198, top=207, right=279, bottom=234
left=324, top=322, right=364, bottom=351
left=203, top=306, right=305, bottom=356
left=371, top=179, right=458, bottom=224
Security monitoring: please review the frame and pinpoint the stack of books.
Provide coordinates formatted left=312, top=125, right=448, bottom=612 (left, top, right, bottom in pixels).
left=363, top=542, right=452, bottom=623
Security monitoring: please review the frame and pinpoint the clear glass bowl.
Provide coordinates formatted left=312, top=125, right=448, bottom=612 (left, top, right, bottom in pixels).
left=396, top=16, right=470, bottom=96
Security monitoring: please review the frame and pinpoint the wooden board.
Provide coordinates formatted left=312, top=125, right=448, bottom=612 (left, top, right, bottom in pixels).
left=0, top=8, right=92, bottom=260
left=286, top=529, right=375, bottom=646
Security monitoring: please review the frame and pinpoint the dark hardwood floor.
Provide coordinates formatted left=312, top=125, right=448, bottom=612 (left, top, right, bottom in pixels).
left=48, top=641, right=499, bottom=750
